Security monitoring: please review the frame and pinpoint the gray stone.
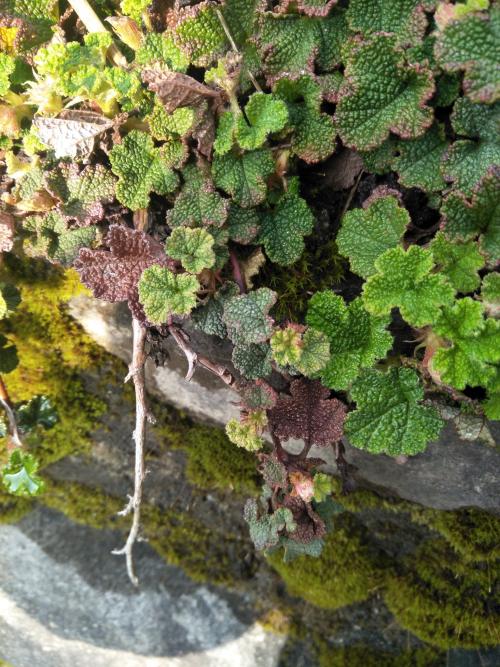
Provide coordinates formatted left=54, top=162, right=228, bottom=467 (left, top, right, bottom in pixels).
left=0, top=507, right=285, bottom=667
left=69, top=295, right=500, bottom=513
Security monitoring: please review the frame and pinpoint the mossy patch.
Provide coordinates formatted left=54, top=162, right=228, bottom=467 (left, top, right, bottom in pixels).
left=257, top=238, right=346, bottom=323
left=0, top=258, right=107, bottom=469
left=0, top=485, right=33, bottom=524
left=153, top=404, right=260, bottom=496
left=384, top=538, right=500, bottom=649
left=411, top=507, right=500, bottom=563
left=41, top=477, right=254, bottom=587
left=267, top=513, right=387, bottom=610
left=316, top=641, right=445, bottom=667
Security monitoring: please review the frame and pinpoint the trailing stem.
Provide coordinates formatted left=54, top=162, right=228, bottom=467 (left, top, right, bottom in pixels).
left=0, top=375, right=23, bottom=449
left=112, top=318, right=147, bottom=586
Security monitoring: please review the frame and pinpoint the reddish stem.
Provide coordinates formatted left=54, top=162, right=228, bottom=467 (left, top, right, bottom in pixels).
left=229, top=249, right=246, bottom=294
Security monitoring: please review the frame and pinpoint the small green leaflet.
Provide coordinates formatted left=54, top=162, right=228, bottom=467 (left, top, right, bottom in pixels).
left=2, top=449, right=45, bottom=497
left=166, top=227, right=215, bottom=274
left=138, top=266, right=199, bottom=323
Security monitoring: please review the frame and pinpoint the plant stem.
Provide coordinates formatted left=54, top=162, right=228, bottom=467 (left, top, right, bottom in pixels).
left=215, top=9, right=263, bottom=93
left=230, top=248, right=247, bottom=293
left=0, top=376, right=23, bottom=449
left=112, top=318, right=147, bottom=586
left=68, top=0, right=127, bottom=67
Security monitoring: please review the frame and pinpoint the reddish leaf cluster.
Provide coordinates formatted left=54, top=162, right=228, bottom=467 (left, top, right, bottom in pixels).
left=74, top=224, right=174, bottom=321
left=269, top=378, right=347, bottom=446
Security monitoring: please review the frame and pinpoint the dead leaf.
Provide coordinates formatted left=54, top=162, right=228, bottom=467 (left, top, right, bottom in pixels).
left=141, top=69, right=220, bottom=113
left=241, top=248, right=266, bottom=289
left=0, top=211, right=14, bottom=252
left=321, top=147, right=363, bottom=192
left=33, top=110, right=113, bottom=159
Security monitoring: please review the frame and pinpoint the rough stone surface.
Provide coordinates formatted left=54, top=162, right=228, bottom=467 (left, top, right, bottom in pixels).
left=0, top=508, right=285, bottom=667
left=69, top=295, right=500, bottom=513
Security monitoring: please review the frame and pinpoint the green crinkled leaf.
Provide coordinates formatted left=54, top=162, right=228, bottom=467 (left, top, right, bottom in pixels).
left=192, top=282, right=239, bottom=338
left=346, top=0, right=431, bottom=46
left=270, top=326, right=302, bottom=367
left=17, top=395, right=58, bottom=432
left=232, top=342, right=272, bottom=380
left=147, top=102, right=195, bottom=141
left=429, top=231, right=485, bottom=293
left=274, top=75, right=336, bottom=163
left=109, top=130, right=179, bottom=211
left=244, top=498, right=296, bottom=550
left=135, top=32, right=190, bottom=71
left=360, top=137, right=398, bottom=175
left=223, top=287, right=276, bottom=345
left=45, top=163, right=115, bottom=226
left=362, top=245, right=455, bottom=327
left=393, top=123, right=449, bottom=192
left=2, top=450, right=44, bottom=497
left=166, top=227, right=215, bottom=274
left=212, top=149, right=275, bottom=208
left=434, top=72, right=461, bottom=108
left=345, top=367, right=443, bottom=456
left=258, top=192, right=315, bottom=266
left=440, top=166, right=500, bottom=262
left=431, top=298, right=500, bottom=390
left=213, top=111, right=236, bottom=156
left=481, top=273, right=500, bottom=317
left=337, top=195, right=409, bottom=278
left=294, top=328, right=330, bottom=377
left=138, top=266, right=199, bottom=323
left=0, top=333, right=18, bottom=373
left=168, top=0, right=227, bottom=67
left=0, top=283, right=20, bottom=320
left=313, top=472, right=333, bottom=503
left=307, top=293, right=392, bottom=390
left=227, top=204, right=260, bottom=244
left=120, top=0, right=151, bottom=23
left=0, top=53, right=15, bottom=97
left=167, top=164, right=228, bottom=229
left=435, top=5, right=500, bottom=104
left=52, top=226, right=98, bottom=267
left=236, top=93, right=288, bottom=151
left=280, top=537, right=325, bottom=562
left=226, top=420, right=264, bottom=452
left=335, top=34, right=434, bottom=151
left=443, top=98, right=500, bottom=195
left=256, top=10, right=348, bottom=83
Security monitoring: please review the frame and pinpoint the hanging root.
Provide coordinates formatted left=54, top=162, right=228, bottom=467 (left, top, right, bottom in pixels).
left=112, top=318, right=147, bottom=586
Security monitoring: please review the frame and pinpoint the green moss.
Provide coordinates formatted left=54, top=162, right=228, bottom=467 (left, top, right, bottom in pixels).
left=411, top=507, right=500, bottom=563
left=0, top=485, right=33, bottom=524
left=0, top=258, right=107, bottom=469
left=257, top=238, right=346, bottom=323
left=154, top=405, right=260, bottom=496
left=267, top=513, right=387, bottom=610
left=384, top=538, right=500, bottom=649
left=329, top=478, right=411, bottom=513
left=316, top=641, right=444, bottom=667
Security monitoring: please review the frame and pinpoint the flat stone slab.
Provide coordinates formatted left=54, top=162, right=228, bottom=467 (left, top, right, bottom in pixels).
left=0, top=508, right=285, bottom=667
left=69, top=296, right=500, bottom=513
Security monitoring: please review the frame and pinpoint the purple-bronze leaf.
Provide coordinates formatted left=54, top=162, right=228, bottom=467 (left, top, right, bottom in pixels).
left=269, top=378, right=346, bottom=447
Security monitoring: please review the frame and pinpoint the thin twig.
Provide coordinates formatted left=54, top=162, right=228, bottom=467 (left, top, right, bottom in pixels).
left=229, top=248, right=247, bottom=293
left=215, top=9, right=263, bottom=93
left=0, top=376, right=23, bottom=449
left=68, top=0, right=127, bottom=67
left=168, top=325, right=237, bottom=388
left=112, top=318, right=147, bottom=586
left=339, top=169, right=364, bottom=221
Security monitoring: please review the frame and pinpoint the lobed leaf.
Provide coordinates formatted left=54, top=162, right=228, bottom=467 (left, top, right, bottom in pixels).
left=138, top=265, right=199, bottom=323
left=435, top=5, right=500, bottom=104
left=346, top=0, right=432, bottom=46
left=166, top=227, right=215, bottom=274
left=429, top=232, right=485, bottom=293
left=345, top=368, right=443, bottom=456
left=223, top=288, right=276, bottom=345
left=259, top=192, right=315, bottom=266
left=232, top=342, right=272, bottom=380
left=362, top=246, right=455, bottom=327
left=2, top=450, right=45, bottom=497
left=109, top=130, right=179, bottom=211
left=307, top=292, right=392, bottom=390
left=167, top=163, right=228, bottom=229
left=430, top=298, right=500, bottom=390
left=337, top=195, right=409, bottom=278
left=212, top=149, right=275, bottom=208
left=335, top=34, right=434, bottom=151
left=393, top=123, right=449, bottom=193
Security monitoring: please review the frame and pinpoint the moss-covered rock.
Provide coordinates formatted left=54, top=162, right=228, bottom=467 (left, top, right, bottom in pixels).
left=384, top=538, right=500, bottom=649
left=153, top=405, right=260, bottom=496
left=316, top=641, right=444, bottom=667
left=267, top=513, right=387, bottom=610
left=0, top=258, right=107, bottom=469
left=0, top=486, right=33, bottom=524
left=411, top=507, right=500, bottom=563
